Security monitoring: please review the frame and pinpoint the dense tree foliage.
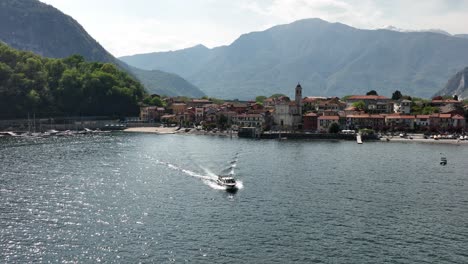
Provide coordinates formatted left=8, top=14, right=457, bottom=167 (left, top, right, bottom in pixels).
left=143, top=95, right=165, bottom=107
left=0, top=43, right=145, bottom=118
left=328, top=123, right=340, bottom=133
left=392, top=90, right=402, bottom=100
left=269, top=94, right=287, bottom=99
left=352, top=101, right=366, bottom=111
left=366, top=90, right=378, bottom=96
left=255, top=96, right=267, bottom=104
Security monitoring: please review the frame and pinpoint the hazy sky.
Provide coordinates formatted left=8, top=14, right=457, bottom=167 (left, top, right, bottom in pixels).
left=39, top=0, right=468, bottom=57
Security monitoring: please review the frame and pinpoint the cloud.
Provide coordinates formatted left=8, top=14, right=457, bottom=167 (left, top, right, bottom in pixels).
left=39, top=0, right=468, bottom=56
left=97, top=17, right=242, bottom=57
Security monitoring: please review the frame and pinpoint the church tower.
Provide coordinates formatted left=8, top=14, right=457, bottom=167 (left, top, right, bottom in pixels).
left=295, top=83, right=302, bottom=115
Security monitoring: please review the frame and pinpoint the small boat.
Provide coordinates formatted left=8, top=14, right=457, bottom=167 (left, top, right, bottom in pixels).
left=217, top=175, right=238, bottom=191
left=440, top=157, right=447, bottom=166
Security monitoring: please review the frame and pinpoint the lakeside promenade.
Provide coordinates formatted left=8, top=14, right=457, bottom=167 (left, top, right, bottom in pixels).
left=122, top=127, right=468, bottom=145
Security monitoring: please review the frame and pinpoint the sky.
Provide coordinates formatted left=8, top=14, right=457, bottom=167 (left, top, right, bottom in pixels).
left=39, top=0, right=468, bottom=57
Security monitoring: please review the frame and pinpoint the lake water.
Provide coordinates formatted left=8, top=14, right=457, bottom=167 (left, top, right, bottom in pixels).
left=1, top=133, right=468, bottom=263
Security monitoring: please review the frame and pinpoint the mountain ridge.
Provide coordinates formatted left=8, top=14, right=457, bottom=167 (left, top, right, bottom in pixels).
left=0, top=0, right=205, bottom=97
left=436, top=67, right=468, bottom=100
left=121, top=18, right=468, bottom=99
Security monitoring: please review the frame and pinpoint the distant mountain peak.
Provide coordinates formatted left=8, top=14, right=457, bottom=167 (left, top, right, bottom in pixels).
left=382, top=25, right=452, bottom=36
left=120, top=18, right=468, bottom=99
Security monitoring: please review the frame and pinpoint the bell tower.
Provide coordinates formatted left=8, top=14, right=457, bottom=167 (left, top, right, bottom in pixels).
left=295, top=83, right=302, bottom=114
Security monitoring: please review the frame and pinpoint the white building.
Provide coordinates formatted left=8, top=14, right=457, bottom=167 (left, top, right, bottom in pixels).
left=394, top=99, right=412, bottom=114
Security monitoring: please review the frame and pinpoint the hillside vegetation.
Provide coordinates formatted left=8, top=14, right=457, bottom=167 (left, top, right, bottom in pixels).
left=0, top=42, right=145, bottom=118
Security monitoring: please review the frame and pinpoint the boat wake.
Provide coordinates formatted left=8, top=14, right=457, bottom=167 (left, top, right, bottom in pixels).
left=156, top=156, right=243, bottom=191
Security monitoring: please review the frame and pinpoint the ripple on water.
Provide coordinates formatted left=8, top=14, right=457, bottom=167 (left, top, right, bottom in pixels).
left=1, top=135, right=468, bottom=263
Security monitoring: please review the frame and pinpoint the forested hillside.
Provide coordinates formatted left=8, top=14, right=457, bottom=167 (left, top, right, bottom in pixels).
left=0, top=42, right=145, bottom=118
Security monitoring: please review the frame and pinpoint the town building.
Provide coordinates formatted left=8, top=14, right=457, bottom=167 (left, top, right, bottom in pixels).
left=233, top=114, right=265, bottom=129
left=273, top=84, right=303, bottom=130
left=394, top=99, right=412, bottom=114
left=303, top=112, right=318, bottom=132
left=385, top=115, right=416, bottom=130
left=140, top=106, right=165, bottom=122
left=346, top=95, right=393, bottom=114
left=317, top=115, right=340, bottom=132
left=345, top=114, right=385, bottom=130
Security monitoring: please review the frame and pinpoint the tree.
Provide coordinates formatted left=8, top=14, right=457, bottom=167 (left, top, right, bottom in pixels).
left=341, top=95, right=353, bottom=101
left=217, top=114, right=228, bottom=129
left=366, top=90, right=378, bottom=96
left=0, top=42, right=146, bottom=118
left=329, top=123, right=340, bottom=133
left=270, top=93, right=287, bottom=99
left=453, top=95, right=459, bottom=101
left=352, top=100, right=366, bottom=111
left=143, top=96, right=164, bottom=107
left=392, top=90, right=402, bottom=100
left=256, top=96, right=267, bottom=104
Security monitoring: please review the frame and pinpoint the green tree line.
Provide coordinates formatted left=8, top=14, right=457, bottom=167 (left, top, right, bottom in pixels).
left=0, top=43, right=146, bottom=118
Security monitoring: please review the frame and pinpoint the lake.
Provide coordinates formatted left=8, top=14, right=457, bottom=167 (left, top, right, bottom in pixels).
left=1, top=133, right=468, bottom=263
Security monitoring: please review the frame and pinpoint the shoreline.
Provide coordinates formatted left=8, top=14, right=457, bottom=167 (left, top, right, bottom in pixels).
left=122, top=127, right=468, bottom=145
left=379, top=137, right=468, bottom=145
left=123, top=127, right=237, bottom=137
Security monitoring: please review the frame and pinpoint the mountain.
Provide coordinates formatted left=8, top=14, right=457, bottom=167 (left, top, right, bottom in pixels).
left=436, top=67, right=468, bottom=100
left=121, top=18, right=468, bottom=100
left=455, top=34, right=468, bottom=39
left=383, top=26, right=452, bottom=36
left=0, top=0, right=204, bottom=97
left=129, top=66, right=205, bottom=97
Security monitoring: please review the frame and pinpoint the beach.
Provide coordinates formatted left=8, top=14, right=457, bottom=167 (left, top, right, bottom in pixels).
left=380, top=136, right=468, bottom=145
left=123, top=127, right=178, bottom=134
left=123, top=127, right=237, bottom=137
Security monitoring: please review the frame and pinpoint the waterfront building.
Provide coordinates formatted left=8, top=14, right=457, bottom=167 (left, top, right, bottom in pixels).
left=415, top=115, right=431, bottom=129
left=346, top=114, right=385, bottom=130
left=317, top=115, right=340, bottom=132
left=429, top=114, right=452, bottom=130
left=140, top=106, right=166, bottom=122
left=452, top=114, right=466, bottom=129
left=233, top=114, right=265, bottom=129
left=170, top=103, right=187, bottom=115
left=385, top=115, right=416, bottom=130
left=303, top=112, right=318, bottom=132
left=393, top=99, right=412, bottom=114
left=272, top=84, right=303, bottom=130
left=195, top=107, right=204, bottom=123
left=161, top=114, right=177, bottom=124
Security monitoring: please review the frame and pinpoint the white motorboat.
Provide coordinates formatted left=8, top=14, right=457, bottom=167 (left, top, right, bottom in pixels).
left=217, top=175, right=237, bottom=191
